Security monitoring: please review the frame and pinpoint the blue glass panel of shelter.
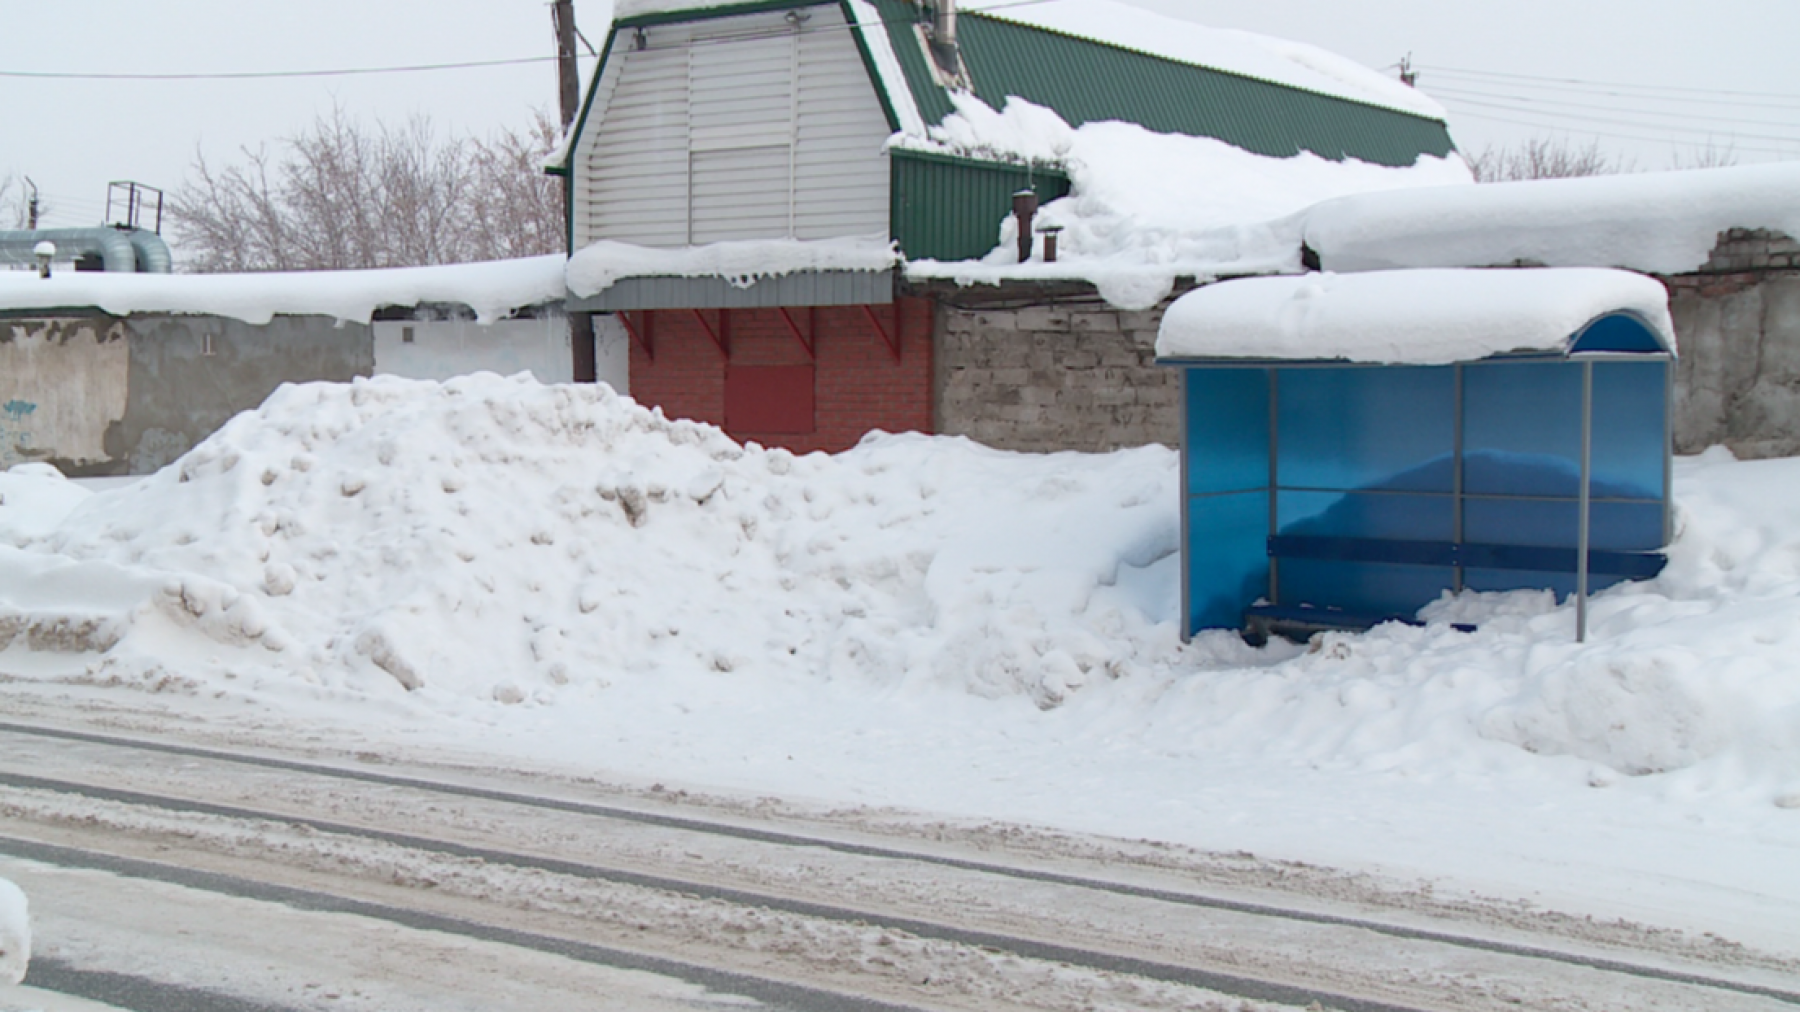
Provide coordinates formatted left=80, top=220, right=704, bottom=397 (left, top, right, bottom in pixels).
left=1185, top=368, right=1269, bottom=495
left=1276, top=367, right=1455, bottom=492
left=1187, top=492, right=1271, bottom=632
left=1279, top=558, right=1457, bottom=618
left=1463, top=362, right=1583, bottom=496
left=1571, top=314, right=1666, bottom=355
left=1590, top=360, right=1669, bottom=500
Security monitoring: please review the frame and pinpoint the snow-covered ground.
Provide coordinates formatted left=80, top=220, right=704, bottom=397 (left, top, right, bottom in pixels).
left=0, top=877, right=28, bottom=986
left=2, top=374, right=1798, bottom=953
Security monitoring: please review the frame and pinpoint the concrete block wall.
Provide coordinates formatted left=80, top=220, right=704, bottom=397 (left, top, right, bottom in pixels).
left=1667, top=229, right=1800, bottom=458
left=934, top=302, right=1180, bottom=452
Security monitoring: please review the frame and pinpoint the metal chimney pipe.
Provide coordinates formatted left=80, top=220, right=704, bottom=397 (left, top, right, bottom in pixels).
left=1012, top=189, right=1038, bottom=263
left=930, top=0, right=961, bottom=78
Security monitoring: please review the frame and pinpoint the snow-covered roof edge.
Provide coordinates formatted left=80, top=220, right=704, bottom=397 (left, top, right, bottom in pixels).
left=1306, top=162, right=1800, bottom=277
left=1155, top=268, right=1676, bottom=365
left=962, top=0, right=1445, bottom=122
left=567, top=235, right=899, bottom=297
left=0, top=256, right=569, bottom=326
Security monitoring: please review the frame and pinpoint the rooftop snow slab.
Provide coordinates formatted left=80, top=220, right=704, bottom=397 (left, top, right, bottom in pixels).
left=1305, top=162, right=1800, bottom=276
left=1155, top=268, right=1675, bottom=365
left=0, top=255, right=569, bottom=326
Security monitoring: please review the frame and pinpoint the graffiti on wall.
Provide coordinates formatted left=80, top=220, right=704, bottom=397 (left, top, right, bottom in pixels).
left=1, top=318, right=130, bottom=470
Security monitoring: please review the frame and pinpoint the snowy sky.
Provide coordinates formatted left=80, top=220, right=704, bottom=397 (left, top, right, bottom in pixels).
left=6, top=0, right=1798, bottom=230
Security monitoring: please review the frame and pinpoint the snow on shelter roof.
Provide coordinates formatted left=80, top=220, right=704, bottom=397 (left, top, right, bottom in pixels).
left=1305, top=162, right=1800, bottom=276
left=0, top=256, right=568, bottom=326
left=1155, top=268, right=1676, bottom=365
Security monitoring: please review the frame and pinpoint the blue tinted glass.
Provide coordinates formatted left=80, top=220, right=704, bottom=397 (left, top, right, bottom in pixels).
left=1187, top=491, right=1271, bottom=633
left=1464, top=569, right=1627, bottom=598
left=1464, top=498, right=1665, bottom=552
left=1185, top=368, right=1271, bottom=495
left=1571, top=314, right=1666, bottom=354
left=1278, top=491, right=1454, bottom=541
left=1278, top=559, right=1455, bottom=619
left=1463, top=362, right=1582, bottom=496
left=1277, top=366, right=1455, bottom=492
left=1591, top=360, right=1667, bottom=500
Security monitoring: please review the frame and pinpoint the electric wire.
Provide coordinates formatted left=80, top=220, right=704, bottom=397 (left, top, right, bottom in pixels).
left=1436, top=94, right=1800, bottom=145
left=1417, top=63, right=1800, bottom=103
left=1443, top=107, right=1800, bottom=158
left=1426, top=84, right=1800, bottom=132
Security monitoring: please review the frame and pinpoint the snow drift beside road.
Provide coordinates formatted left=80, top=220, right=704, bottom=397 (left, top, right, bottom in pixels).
left=3, top=375, right=1799, bottom=800
left=0, top=877, right=27, bottom=986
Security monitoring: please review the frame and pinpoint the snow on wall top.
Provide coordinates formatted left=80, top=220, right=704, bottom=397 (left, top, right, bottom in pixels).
left=1306, top=162, right=1800, bottom=276
left=962, top=0, right=1444, bottom=121
left=567, top=236, right=898, bottom=296
left=905, top=96, right=1472, bottom=310
left=1155, top=268, right=1675, bottom=365
left=0, top=255, right=569, bottom=326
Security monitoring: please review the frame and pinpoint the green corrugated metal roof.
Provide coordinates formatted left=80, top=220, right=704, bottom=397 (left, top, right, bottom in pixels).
left=862, top=0, right=1455, bottom=167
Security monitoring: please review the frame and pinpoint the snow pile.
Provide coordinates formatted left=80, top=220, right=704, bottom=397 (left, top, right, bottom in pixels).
left=0, top=464, right=89, bottom=543
left=903, top=95, right=1472, bottom=310
left=1306, top=162, right=1800, bottom=275
left=964, top=0, right=1444, bottom=120
left=0, top=255, right=568, bottom=326
left=21, top=374, right=1178, bottom=710
left=565, top=236, right=898, bottom=298
left=0, top=877, right=26, bottom=986
left=6, top=378, right=1800, bottom=800
left=1155, top=268, right=1675, bottom=363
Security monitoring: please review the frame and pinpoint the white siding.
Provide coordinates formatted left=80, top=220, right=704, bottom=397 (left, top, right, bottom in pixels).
left=571, top=6, right=890, bottom=251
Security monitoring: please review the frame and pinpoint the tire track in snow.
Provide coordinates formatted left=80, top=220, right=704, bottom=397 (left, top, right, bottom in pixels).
left=0, top=836, right=926, bottom=1012
left=3, top=721, right=1796, bottom=1009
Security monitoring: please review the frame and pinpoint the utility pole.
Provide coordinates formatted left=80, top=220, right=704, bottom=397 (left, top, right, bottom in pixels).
left=555, top=0, right=599, bottom=384
left=25, top=177, right=39, bottom=230
left=554, top=0, right=581, bottom=130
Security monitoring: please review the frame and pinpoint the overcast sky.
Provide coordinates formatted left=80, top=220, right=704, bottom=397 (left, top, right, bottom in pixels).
left=6, top=0, right=1798, bottom=231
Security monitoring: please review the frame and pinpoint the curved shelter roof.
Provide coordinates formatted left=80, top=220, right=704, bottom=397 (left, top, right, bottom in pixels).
left=1155, top=268, right=1675, bottom=365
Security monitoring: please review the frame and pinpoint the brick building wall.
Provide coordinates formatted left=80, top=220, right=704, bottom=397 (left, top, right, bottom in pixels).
left=623, top=297, right=934, bottom=454
left=1666, top=228, right=1800, bottom=458
left=933, top=301, right=1181, bottom=452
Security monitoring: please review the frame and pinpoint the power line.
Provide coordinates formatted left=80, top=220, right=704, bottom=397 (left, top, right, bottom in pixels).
left=1438, top=93, right=1800, bottom=145
left=1426, top=84, right=1800, bottom=132
left=1423, top=70, right=1800, bottom=113
left=1418, top=63, right=1800, bottom=103
left=0, top=54, right=590, bottom=82
left=1446, top=108, right=1800, bottom=158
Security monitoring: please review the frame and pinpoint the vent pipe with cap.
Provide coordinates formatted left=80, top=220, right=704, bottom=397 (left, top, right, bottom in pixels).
left=929, top=0, right=961, bottom=79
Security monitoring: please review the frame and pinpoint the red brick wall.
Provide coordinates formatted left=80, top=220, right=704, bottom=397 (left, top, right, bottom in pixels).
left=622, top=297, right=934, bottom=453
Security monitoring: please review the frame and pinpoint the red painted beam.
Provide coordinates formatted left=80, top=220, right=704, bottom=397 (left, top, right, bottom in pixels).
left=861, top=303, right=901, bottom=362
left=691, top=308, right=730, bottom=360
left=777, top=307, right=816, bottom=360
left=618, top=310, right=653, bottom=362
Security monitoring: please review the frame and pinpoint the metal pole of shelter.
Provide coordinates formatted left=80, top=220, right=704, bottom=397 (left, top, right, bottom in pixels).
left=1576, top=360, right=1593, bottom=643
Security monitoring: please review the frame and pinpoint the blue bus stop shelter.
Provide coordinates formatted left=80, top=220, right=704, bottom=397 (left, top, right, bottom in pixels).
left=1154, top=268, right=1676, bottom=644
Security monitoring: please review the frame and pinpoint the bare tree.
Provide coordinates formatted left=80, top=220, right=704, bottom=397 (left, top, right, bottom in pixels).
left=1670, top=141, right=1739, bottom=171
left=0, top=173, right=44, bottom=230
left=170, top=108, right=564, bottom=272
left=1468, top=137, right=1635, bottom=183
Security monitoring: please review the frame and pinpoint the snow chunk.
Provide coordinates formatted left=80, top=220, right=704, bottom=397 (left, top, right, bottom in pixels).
left=1, top=463, right=92, bottom=544
left=963, top=0, right=1446, bottom=121
left=0, top=255, right=568, bottom=326
left=1156, top=268, right=1674, bottom=364
left=904, top=96, right=1473, bottom=310
left=1307, top=163, right=1800, bottom=276
left=0, top=877, right=27, bottom=986
left=566, top=236, right=898, bottom=297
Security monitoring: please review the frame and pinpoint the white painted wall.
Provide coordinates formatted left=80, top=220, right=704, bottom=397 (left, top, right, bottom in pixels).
left=0, top=318, right=129, bottom=469
left=374, top=318, right=575, bottom=385
left=572, top=6, right=892, bottom=251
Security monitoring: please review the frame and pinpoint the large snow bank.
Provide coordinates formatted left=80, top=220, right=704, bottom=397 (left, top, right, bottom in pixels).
left=0, top=877, right=26, bottom=986
left=6, top=377, right=1800, bottom=800
left=21, top=374, right=1178, bottom=710
left=0, top=255, right=568, bottom=326
left=1306, top=162, right=1800, bottom=276
left=1156, top=268, right=1675, bottom=363
left=566, top=237, right=898, bottom=298
left=963, top=0, right=1444, bottom=121
left=904, top=95, right=1472, bottom=310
